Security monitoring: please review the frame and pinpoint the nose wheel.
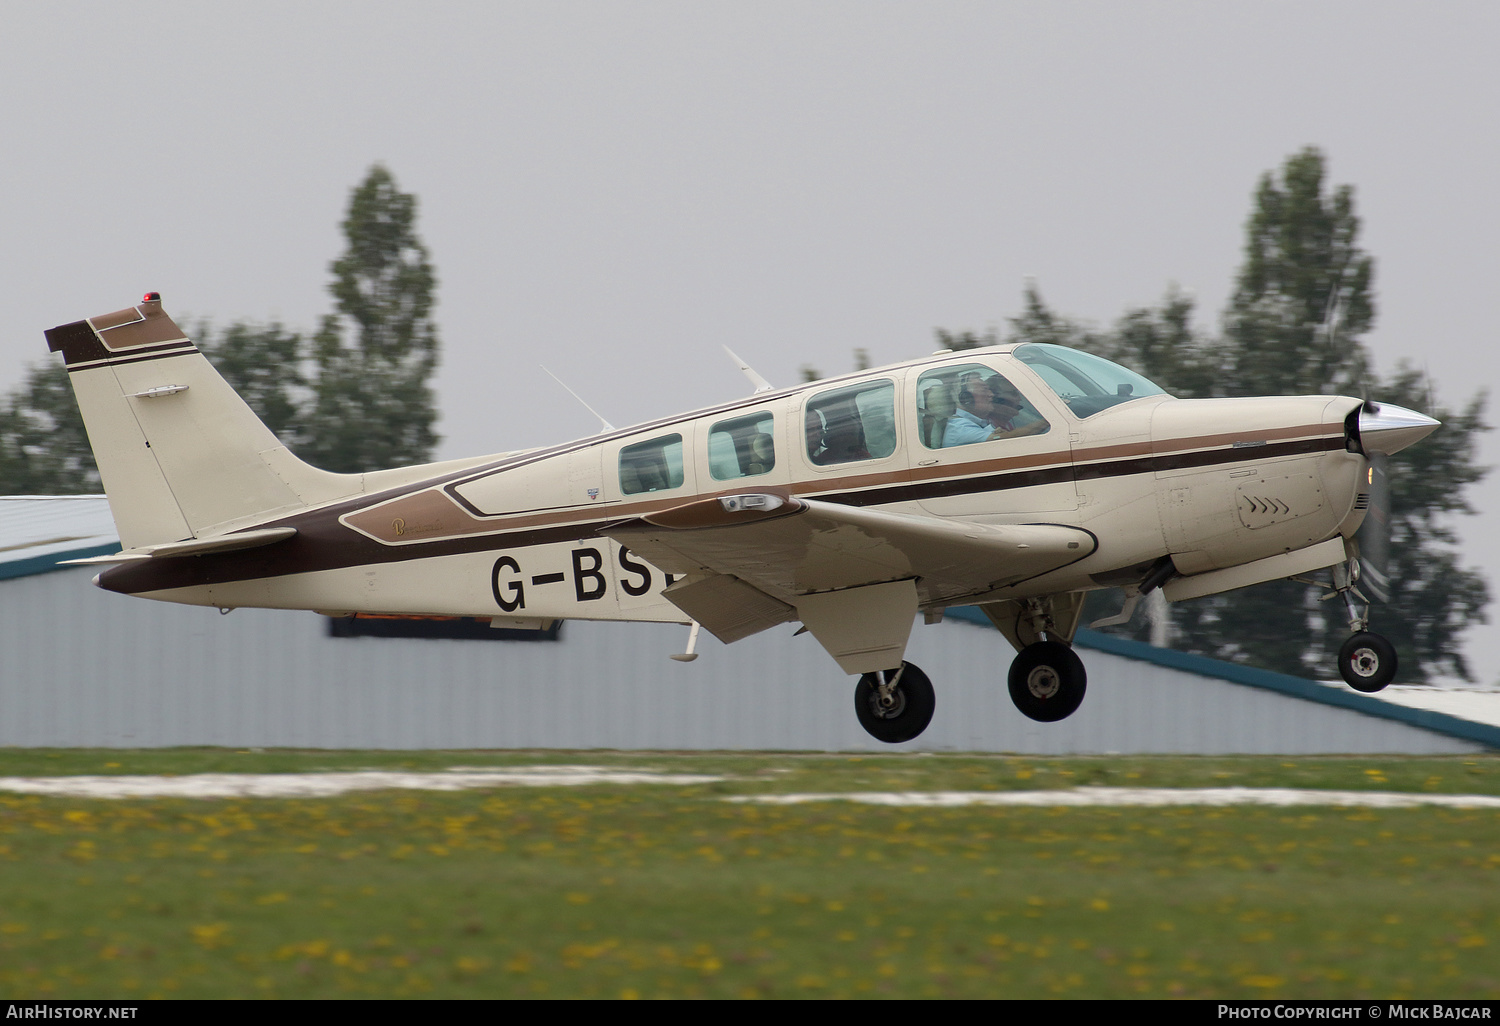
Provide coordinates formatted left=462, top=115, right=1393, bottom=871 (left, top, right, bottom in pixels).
left=1338, top=631, right=1398, bottom=693
left=1327, top=560, right=1398, bottom=693
left=854, top=662, right=935, bottom=743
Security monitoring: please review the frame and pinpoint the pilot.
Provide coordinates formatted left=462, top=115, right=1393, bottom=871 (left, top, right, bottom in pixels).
left=942, top=376, right=1003, bottom=446
left=985, top=379, right=1047, bottom=440
left=943, top=376, right=1045, bottom=446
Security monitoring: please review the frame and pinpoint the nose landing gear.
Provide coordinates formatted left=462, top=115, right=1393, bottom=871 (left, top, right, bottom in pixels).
left=1327, top=558, right=1397, bottom=693
left=1338, top=631, right=1398, bottom=692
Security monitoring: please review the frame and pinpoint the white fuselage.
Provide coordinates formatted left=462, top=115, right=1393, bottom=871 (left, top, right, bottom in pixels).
left=115, top=346, right=1368, bottom=626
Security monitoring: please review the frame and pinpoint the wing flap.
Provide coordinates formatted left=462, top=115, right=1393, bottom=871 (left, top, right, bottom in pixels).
left=662, top=574, right=797, bottom=644
left=606, top=492, right=1095, bottom=607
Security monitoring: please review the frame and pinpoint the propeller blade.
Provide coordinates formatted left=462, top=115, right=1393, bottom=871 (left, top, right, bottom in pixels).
left=1356, top=451, right=1391, bottom=603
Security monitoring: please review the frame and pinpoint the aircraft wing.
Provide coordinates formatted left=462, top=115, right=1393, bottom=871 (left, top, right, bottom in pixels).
left=604, top=492, right=1095, bottom=647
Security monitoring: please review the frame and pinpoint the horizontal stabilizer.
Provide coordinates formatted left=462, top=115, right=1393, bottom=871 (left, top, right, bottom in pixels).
left=146, top=527, right=298, bottom=558
left=58, top=527, right=297, bottom=566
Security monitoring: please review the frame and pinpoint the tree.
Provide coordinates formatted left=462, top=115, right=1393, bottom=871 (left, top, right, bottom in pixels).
left=300, top=165, right=440, bottom=472
left=195, top=321, right=307, bottom=442
left=0, top=362, right=98, bottom=494
left=1108, top=148, right=1486, bottom=680
left=944, top=148, right=1488, bottom=681
left=0, top=164, right=441, bottom=492
left=1222, top=147, right=1375, bottom=398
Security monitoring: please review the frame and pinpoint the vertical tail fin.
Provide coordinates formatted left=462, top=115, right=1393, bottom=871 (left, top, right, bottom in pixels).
left=45, top=293, right=358, bottom=549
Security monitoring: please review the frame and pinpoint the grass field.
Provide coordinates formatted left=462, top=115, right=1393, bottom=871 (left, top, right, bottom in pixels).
left=0, top=749, right=1497, bottom=999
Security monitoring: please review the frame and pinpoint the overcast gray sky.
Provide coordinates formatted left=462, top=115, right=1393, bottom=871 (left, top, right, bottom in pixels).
left=4, top=1, right=1496, bottom=681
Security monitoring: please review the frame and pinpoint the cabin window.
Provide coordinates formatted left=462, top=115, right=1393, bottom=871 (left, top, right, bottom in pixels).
left=619, top=433, right=685, bottom=494
left=709, top=412, right=776, bottom=481
left=804, top=380, right=897, bottom=465
left=1014, top=343, right=1167, bottom=418
left=915, top=364, right=1050, bottom=449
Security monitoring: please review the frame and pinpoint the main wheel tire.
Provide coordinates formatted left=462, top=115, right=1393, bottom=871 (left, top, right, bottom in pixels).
left=1008, top=641, right=1087, bottom=722
left=854, top=662, right=936, bottom=743
left=1338, top=632, right=1398, bottom=692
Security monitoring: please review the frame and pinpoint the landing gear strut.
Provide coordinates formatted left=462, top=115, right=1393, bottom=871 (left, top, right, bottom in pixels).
left=1326, top=558, right=1397, bottom=693
left=993, top=597, right=1089, bottom=722
left=854, top=662, right=935, bottom=743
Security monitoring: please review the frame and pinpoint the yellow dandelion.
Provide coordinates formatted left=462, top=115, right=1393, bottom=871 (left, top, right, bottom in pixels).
left=1241, top=975, right=1285, bottom=989
left=189, top=923, right=230, bottom=950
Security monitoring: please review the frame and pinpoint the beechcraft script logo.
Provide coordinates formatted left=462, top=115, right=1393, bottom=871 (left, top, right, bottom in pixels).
left=393, top=518, right=406, bottom=536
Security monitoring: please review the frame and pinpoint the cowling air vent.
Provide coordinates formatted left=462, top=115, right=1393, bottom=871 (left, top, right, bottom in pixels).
left=1236, top=473, right=1325, bottom=530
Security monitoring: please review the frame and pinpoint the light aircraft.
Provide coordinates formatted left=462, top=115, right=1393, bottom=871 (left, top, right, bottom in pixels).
left=47, top=293, right=1439, bottom=743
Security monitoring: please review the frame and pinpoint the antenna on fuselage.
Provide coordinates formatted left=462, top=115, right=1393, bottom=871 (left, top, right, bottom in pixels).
left=540, top=366, right=616, bottom=434
left=722, top=346, right=774, bottom=395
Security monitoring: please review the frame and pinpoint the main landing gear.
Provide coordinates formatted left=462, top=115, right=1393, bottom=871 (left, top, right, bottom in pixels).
left=1000, top=595, right=1089, bottom=723
left=854, top=663, right=935, bottom=744
left=850, top=597, right=1092, bottom=743
left=1008, top=640, right=1088, bottom=722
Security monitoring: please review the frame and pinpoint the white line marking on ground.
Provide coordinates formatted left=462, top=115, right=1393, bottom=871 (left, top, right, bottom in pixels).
left=726, top=787, right=1500, bottom=809
left=0, top=766, right=724, bottom=799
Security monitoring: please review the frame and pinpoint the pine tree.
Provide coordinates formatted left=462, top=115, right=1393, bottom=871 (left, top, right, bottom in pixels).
left=300, top=165, right=440, bottom=472
left=1222, top=147, right=1375, bottom=397
left=2, top=165, right=441, bottom=492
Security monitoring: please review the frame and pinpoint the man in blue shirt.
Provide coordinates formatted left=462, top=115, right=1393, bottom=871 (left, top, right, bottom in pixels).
left=942, top=375, right=1047, bottom=447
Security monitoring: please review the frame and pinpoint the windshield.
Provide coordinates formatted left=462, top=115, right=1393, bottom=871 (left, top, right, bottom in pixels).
left=1013, top=343, right=1168, bottom=418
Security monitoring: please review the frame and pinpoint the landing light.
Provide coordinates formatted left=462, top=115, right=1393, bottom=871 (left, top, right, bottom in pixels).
left=720, top=494, right=784, bottom=513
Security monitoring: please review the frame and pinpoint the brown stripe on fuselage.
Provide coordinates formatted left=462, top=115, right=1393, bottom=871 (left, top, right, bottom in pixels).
left=97, top=424, right=1345, bottom=597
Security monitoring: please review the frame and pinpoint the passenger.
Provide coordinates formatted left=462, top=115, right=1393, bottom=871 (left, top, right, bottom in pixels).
left=805, top=408, right=827, bottom=460
left=808, top=405, right=870, bottom=464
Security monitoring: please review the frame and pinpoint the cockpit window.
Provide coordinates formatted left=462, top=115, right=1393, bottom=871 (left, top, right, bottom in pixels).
left=1013, top=343, right=1168, bottom=418
left=915, top=364, right=1049, bottom=449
